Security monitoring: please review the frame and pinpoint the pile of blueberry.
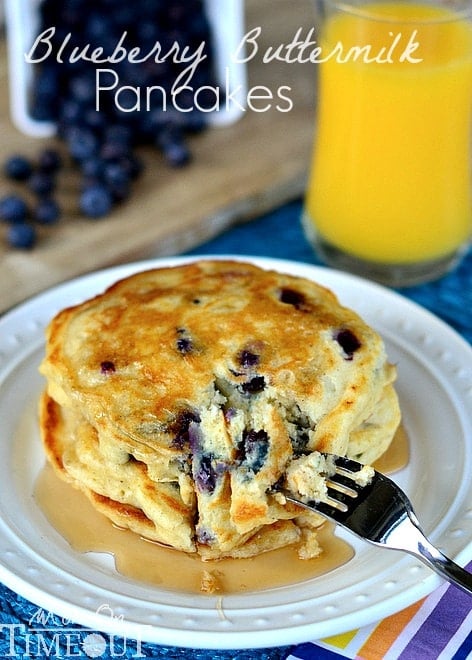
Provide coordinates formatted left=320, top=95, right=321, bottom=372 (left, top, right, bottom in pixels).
left=1, top=0, right=219, bottom=249
left=1, top=149, right=62, bottom=248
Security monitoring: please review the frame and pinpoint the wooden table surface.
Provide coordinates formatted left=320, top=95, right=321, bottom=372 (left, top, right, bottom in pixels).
left=0, top=0, right=317, bottom=313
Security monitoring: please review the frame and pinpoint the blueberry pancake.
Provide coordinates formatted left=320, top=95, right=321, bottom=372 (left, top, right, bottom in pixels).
left=39, top=260, right=400, bottom=560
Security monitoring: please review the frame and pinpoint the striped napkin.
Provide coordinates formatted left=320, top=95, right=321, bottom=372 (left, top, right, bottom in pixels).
left=287, top=561, right=472, bottom=660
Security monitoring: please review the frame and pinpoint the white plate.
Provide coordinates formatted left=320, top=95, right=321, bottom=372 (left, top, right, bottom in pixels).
left=0, top=255, right=471, bottom=650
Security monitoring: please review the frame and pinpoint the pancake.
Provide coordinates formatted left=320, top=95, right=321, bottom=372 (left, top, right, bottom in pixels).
left=39, top=391, right=321, bottom=558
left=39, top=259, right=401, bottom=560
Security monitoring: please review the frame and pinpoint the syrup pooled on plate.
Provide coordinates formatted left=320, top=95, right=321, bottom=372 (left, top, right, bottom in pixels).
left=374, top=423, right=409, bottom=474
left=34, top=465, right=352, bottom=594
left=34, top=425, right=409, bottom=595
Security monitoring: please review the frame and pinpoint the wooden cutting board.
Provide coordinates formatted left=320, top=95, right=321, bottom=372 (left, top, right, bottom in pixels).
left=0, top=0, right=317, bottom=313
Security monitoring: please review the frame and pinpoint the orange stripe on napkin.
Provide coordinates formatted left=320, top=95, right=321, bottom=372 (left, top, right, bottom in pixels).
left=357, top=598, right=426, bottom=659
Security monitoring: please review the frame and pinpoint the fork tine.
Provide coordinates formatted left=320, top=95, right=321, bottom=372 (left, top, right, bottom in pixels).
left=324, top=493, right=349, bottom=512
left=323, top=455, right=373, bottom=508
left=294, top=496, right=345, bottom=518
left=325, top=478, right=358, bottom=499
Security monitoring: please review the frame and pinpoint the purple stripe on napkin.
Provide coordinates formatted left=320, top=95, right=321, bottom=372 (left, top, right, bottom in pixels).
left=398, top=561, right=472, bottom=660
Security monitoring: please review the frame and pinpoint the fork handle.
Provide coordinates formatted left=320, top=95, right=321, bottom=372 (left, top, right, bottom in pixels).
left=415, top=537, right=472, bottom=596
left=401, top=518, right=472, bottom=596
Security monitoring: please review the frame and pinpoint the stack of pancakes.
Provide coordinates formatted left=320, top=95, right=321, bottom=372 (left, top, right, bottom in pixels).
left=39, top=260, right=400, bottom=560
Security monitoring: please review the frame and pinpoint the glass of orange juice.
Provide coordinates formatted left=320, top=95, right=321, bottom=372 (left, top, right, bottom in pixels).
left=303, top=0, right=472, bottom=286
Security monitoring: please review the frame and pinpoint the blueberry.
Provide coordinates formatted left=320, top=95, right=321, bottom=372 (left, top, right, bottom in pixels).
left=279, top=288, right=306, bottom=309
left=66, top=127, right=99, bottom=162
left=165, top=140, right=191, bottom=168
left=85, top=12, right=112, bottom=41
left=34, top=198, right=61, bottom=225
left=334, top=329, right=361, bottom=360
left=69, top=74, right=97, bottom=105
left=80, top=158, right=105, bottom=180
left=183, top=110, right=207, bottom=134
left=103, top=161, right=130, bottom=188
left=31, top=65, right=59, bottom=110
left=4, top=155, right=33, bottom=181
left=100, top=360, right=116, bottom=374
left=103, top=162, right=131, bottom=202
left=61, top=2, right=87, bottom=27
left=119, top=154, right=143, bottom=180
left=6, top=223, right=37, bottom=249
left=32, top=61, right=58, bottom=89
left=113, top=5, right=137, bottom=27
left=38, top=148, right=62, bottom=173
left=0, top=195, right=29, bottom=223
left=100, top=141, right=130, bottom=162
left=107, top=178, right=131, bottom=203
left=83, top=107, right=107, bottom=133
left=239, top=429, right=269, bottom=473
left=187, top=422, right=201, bottom=454
left=156, top=127, right=191, bottom=167
left=31, top=100, right=56, bottom=122
left=176, top=328, right=194, bottom=354
left=103, top=125, right=133, bottom=147
left=241, top=376, right=266, bottom=394
left=168, top=409, right=201, bottom=449
left=196, top=527, right=215, bottom=545
left=238, top=350, right=260, bottom=368
left=194, top=455, right=217, bottom=494
left=79, top=183, right=113, bottom=218
left=141, top=108, right=168, bottom=137
left=58, top=99, right=83, bottom=129
left=224, top=407, right=237, bottom=422
left=176, top=337, right=193, bottom=354
left=28, top=171, right=56, bottom=197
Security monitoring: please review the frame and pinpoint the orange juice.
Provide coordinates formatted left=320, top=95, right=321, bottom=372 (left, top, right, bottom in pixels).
left=304, top=2, right=472, bottom=265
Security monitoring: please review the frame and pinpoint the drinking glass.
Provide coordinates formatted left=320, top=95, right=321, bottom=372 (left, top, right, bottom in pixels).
left=303, top=0, right=472, bottom=286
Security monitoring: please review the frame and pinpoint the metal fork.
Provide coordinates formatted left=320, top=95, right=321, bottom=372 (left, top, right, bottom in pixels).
left=281, top=454, right=472, bottom=596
